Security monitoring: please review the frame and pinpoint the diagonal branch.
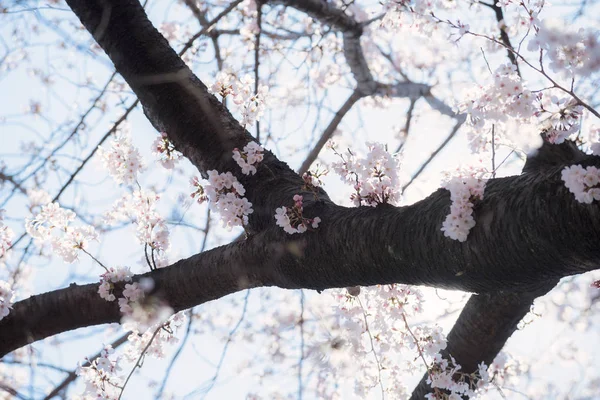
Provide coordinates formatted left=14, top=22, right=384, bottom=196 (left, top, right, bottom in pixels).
left=64, top=0, right=321, bottom=232
left=409, top=285, right=556, bottom=399
left=298, top=89, right=362, bottom=175
left=2, top=160, right=600, bottom=356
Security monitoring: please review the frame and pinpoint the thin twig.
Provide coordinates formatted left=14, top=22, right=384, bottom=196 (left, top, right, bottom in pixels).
left=118, top=326, right=162, bottom=400
left=357, top=297, right=385, bottom=399
left=44, top=333, right=130, bottom=400
left=199, top=289, right=251, bottom=399
left=298, top=90, right=362, bottom=175
left=297, top=290, right=305, bottom=400
left=155, top=310, right=194, bottom=398
left=402, top=119, right=464, bottom=193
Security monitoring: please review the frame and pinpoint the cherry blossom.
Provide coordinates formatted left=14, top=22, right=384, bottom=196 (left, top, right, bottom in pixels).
left=104, top=189, right=171, bottom=254
left=26, top=188, right=51, bottom=211
left=0, top=209, right=13, bottom=259
left=528, top=19, right=600, bottom=77
left=459, top=64, right=541, bottom=154
left=210, top=72, right=269, bottom=127
left=97, top=125, right=145, bottom=185
left=561, top=164, right=600, bottom=204
left=331, top=142, right=403, bottom=207
left=3, top=0, right=600, bottom=397
left=441, top=167, right=488, bottom=242
left=536, top=94, right=584, bottom=144
left=190, top=170, right=253, bottom=229
left=302, top=170, right=325, bottom=190
left=121, top=298, right=173, bottom=333
left=320, top=284, right=450, bottom=397
left=274, top=195, right=321, bottom=234
left=25, top=203, right=98, bottom=263
left=233, top=141, right=264, bottom=175
left=76, top=344, right=123, bottom=400
left=151, top=132, right=182, bottom=169
left=0, top=280, right=14, bottom=321
left=189, top=176, right=208, bottom=204
left=123, top=311, right=185, bottom=361
left=98, top=266, right=133, bottom=302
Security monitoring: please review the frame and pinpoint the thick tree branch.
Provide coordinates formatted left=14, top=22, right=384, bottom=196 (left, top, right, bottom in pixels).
left=64, top=0, right=324, bottom=233
left=409, top=284, right=556, bottom=399
left=2, top=161, right=600, bottom=356
left=275, top=0, right=432, bottom=98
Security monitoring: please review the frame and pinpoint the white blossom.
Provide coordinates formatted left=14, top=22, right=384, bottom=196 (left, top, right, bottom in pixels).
left=441, top=166, right=488, bottom=242
left=562, top=164, right=600, bottom=204
left=25, top=203, right=98, bottom=263
left=0, top=209, right=14, bottom=259
left=190, top=170, right=253, bottom=229
left=210, top=72, right=269, bottom=127
left=233, top=141, right=264, bottom=175
left=151, top=132, right=182, bottom=169
left=97, top=124, right=145, bottom=185
left=275, top=195, right=321, bottom=235
left=0, top=280, right=14, bottom=321
left=331, top=142, right=403, bottom=207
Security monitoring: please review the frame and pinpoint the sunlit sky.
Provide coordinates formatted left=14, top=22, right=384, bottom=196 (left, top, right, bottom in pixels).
left=1, top=0, right=599, bottom=398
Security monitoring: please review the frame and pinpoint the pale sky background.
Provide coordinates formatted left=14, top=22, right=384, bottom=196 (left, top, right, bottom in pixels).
left=1, top=0, right=599, bottom=399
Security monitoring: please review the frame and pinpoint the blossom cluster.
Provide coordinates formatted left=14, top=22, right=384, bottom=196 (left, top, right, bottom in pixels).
left=302, top=170, right=325, bottom=190
left=210, top=72, right=269, bottom=126
left=274, top=195, right=321, bottom=234
left=404, top=325, right=448, bottom=358
left=151, top=132, right=182, bottom=169
left=459, top=64, right=539, bottom=153
left=232, top=141, right=264, bottom=175
left=380, top=0, right=459, bottom=34
left=76, top=345, right=122, bottom=400
left=190, top=170, right=253, bottom=229
left=104, top=189, right=171, bottom=257
left=122, top=294, right=174, bottom=333
left=74, top=312, right=185, bottom=399
left=26, top=188, right=51, bottom=211
left=320, top=285, right=429, bottom=397
left=330, top=141, right=402, bottom=207
left=123, top=311, right=185, bottom=361
left=423, top=349, right=524, bottom=398
left=98, top=266, right=133, bottom=302
left=425, top=355, right=489, bottom=399
left=528, top=19, right=600, bottom=77
left=536, top=94, right=584, bottom=144
left=0, top=280, right=14, bottom=321
left=441, top=167, right=487, bottom=242
left=97, top=267, right=165, bottom=331
left=460, top=62, right=588, bottom=154
left=561, top=165, right=600, bottom=204
left=239, top=0, right=259, bottom=48
left=0, top=209, right=13, bottom=259
left=97, top=125, right=145, bottom=185
left=25, top=202, right=98, bottom=263
left=118, top=282, right=144, bottom=315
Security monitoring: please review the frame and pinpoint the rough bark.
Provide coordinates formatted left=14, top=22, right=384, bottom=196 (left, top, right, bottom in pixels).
left=410, top=283, right=557, bottom=399
left=2, top=160, right=599, bottom=356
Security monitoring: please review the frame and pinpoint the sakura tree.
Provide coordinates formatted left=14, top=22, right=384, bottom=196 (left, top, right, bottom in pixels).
left=0, top=0, right=599, bottom=398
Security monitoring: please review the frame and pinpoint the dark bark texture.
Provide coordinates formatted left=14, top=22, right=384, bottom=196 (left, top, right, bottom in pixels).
left=1, top=0, right=599, bottom=398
